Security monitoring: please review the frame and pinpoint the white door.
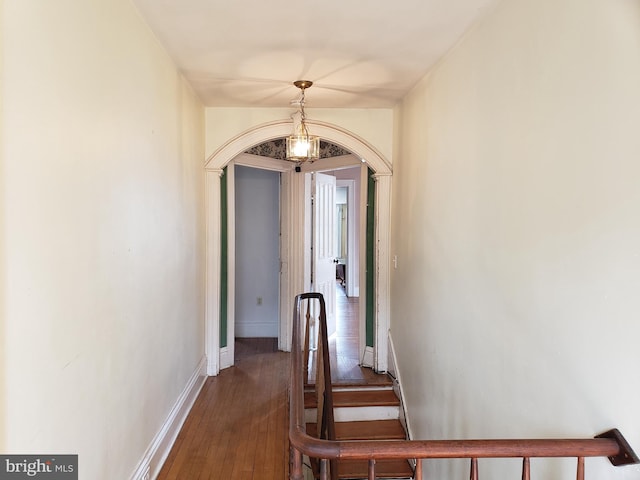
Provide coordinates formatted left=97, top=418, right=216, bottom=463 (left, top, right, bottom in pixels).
left=313, top=172, right=337, bottom=338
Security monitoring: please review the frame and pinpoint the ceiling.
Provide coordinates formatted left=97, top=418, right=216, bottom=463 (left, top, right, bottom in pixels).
left=131, top=0, right=499, bottom=108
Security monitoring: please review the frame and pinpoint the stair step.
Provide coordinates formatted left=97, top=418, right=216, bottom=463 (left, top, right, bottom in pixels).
left=337, top=458, right=414, bottom=479
left=306, top=405, right=400, bottom=424
left=304, top=389, right=400, bottom=409
left=306, top=419, right=407, bottom=440
left=335, top=374, right=395, bottom=388
left=336, top=378, right=394, bottom=388
left=310, top=458, right=414, bottom=479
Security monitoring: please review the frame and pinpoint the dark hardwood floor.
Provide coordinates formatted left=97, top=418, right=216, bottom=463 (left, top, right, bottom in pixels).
left=331, top=284, right=371, bottom=384
left=158, top=338, right=288, bottom=480
left=157, top=284, right=383, bottom=479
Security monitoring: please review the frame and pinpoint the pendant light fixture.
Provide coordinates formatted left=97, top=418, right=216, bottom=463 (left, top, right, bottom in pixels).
left=286, top=80, right=320, bottom=164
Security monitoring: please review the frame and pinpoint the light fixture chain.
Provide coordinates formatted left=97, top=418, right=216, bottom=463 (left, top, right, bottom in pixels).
left=287, top=80, right=319, bottom=165
left=300, top=87, right=312, bottom=143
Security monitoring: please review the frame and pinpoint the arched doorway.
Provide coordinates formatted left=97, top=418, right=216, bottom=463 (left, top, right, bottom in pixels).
left=204, top=119, right=392, bottom=376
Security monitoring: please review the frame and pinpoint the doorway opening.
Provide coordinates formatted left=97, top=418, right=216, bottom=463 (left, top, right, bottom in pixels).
left=307, top=166, right=363, bottom=371
left=204, top=119, right=392, bottom=376
left=233, top=165, right=280, bottom=362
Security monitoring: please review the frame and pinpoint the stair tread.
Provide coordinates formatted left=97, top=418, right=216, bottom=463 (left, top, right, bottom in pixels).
left=306, top=376, right=394, bottom=389
left=334, top=378, right=393, bottom=387
left=305, top=389, right=400, bottom=409
left=306, top=419, right=407, bottom=440
left=337, top=458, right=414, bottom=479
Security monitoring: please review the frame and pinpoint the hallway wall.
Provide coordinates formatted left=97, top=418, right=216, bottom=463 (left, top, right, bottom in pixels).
left=391, top=0, right=640, bottom=478
left=1, top=1, right=205, bottom=478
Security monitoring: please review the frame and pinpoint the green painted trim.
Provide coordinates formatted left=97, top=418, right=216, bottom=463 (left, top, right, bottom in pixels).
left=365, top=168, right=375, bottom=347
left=220, top=167, right=228, bottom=348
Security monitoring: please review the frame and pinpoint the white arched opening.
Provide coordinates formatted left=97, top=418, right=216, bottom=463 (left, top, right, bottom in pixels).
left=204, top=120, right=392, bottom=376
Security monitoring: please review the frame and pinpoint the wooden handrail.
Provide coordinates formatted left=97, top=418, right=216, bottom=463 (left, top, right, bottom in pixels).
left=289, top=293, right=639, bottom=480
left=294, top=293, right=337, bottom=479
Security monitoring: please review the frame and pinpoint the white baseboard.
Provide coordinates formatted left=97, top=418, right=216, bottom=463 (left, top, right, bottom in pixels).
left=361, top=346, right=374, bottom=368
left=129, top=356, right=207, bottom=480
left=220, top=346, right=233, bottom=370
left=388, top=332, right=412, bottom=440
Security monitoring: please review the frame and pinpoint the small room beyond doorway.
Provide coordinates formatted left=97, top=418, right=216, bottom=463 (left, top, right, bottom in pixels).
left=234, top=165, right=280, bottom=361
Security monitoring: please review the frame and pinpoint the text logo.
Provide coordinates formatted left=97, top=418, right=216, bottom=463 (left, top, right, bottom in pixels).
left=0, top=456, right=77, bottom=479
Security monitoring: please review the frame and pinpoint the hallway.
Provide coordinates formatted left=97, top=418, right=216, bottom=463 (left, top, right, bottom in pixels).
left=158, top=285, right=371, bottom=479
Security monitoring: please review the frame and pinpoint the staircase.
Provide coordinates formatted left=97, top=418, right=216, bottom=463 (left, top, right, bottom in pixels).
left=304, top=377, right=414, bottom=479
left=296, top=292, right=414, bottom=479
left=290, top=293, right=640, bottom=480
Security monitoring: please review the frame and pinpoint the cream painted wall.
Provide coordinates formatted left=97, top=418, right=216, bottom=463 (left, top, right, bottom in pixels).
left=1, top=1, right=205, bottom=478
left=391, top=0, right=640, bottom=478
left=205, top=107, right=394, bottom=163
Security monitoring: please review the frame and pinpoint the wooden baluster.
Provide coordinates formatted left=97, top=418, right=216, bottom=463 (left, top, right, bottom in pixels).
left=470, top=458, right=478, bottom=480
left=368, top=459, right=376, bottom=480
left=522, top=457, right=530, bottom=480
left=315, top=335, right=325, bottom=436
left=320, top=458, right=329, bottom=480
left=290, top=448, right=303, bottom=480
left=304, top=300, right=311, bottom=384
left=576, top=457, right=585, bottom=480
left=414, top=458, right=422, bottom=480
left=330, top=459, right=338, bottom=480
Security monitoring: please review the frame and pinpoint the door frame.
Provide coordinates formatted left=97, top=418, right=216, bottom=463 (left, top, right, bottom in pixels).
left=204, top=120, right=392, bottom=376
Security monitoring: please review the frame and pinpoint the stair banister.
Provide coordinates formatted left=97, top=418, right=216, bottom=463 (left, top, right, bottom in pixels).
left=289, top=293, right=639, bottom=480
